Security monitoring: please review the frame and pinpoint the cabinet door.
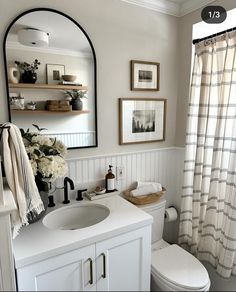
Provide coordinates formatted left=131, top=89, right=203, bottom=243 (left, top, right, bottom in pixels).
left=16, top=244, right=96, bottom=291
left=96, top=226, right=151, bottom=291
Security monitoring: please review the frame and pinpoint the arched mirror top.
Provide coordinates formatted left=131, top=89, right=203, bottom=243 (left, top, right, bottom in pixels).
left=4, top=8, right=97, bottom=149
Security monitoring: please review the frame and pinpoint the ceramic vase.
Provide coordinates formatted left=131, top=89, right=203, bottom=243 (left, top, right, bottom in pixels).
left=71, top=98, right=83, bottom=110
left=8, top=65, right=20, bottom=84
left=21, top=71, right=37, bottom=84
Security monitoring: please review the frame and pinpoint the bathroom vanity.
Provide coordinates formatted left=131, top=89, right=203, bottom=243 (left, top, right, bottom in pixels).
left=13, top=195, right=153, bottom=291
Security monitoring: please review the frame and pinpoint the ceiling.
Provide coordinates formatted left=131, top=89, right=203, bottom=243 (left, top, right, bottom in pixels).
left=6, top=0, right=216, bottom=54
left=6, top=10, right=93, bottom=56
left=121, top=0, right=216, bottom=17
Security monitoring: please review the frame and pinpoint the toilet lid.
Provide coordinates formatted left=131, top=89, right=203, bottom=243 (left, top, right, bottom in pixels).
left=152, top=244, right=209, bottom=290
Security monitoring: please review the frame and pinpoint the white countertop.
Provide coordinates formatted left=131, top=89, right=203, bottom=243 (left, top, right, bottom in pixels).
left=13, top=195, right=153, bottom=268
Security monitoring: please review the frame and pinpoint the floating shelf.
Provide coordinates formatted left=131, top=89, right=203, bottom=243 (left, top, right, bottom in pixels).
left=9, top=83, right=87, bottom=90
left=11, top=109, right=89, bottom=115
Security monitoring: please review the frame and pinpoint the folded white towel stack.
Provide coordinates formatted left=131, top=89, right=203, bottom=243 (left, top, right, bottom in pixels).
left=1, top=123, right=44, bottom=238
left=130, top=184, right=157, bottom=197
left=131, top=181, right=162, bottom=197
left=136, top=181, right=162, bottom=192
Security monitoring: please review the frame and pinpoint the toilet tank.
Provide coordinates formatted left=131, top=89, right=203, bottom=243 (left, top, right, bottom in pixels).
left=140, top=199, right=166, bottom=243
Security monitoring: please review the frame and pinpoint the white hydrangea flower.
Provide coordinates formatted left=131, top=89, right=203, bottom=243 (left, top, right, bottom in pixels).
left=22, top=129, right=68, bottom=184
left=26, top=145, right=42, bottom=158
left=30, top=160, right=38, bottom=176
left=38, top=156, right=68, bottom=182
left=54, top=140, right=67, bottom=157
left=32, top=135, right=53, bottom=146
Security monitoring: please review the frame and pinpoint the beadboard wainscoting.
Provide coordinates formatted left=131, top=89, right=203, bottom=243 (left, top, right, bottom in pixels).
left=54, top=147, right=185, bottom=212
left=45, top=131, right=96, bottom=148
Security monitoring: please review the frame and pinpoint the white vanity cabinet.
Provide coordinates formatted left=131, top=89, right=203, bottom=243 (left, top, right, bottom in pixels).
left=16, top=226, right=151, bottom=291
left=16, top=244, right=96, bottom=291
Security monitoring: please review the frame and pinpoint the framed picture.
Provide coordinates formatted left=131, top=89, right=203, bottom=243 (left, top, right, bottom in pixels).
left=119, top=98, right=166, bottom=145
left=46, top=64, right=65, bottom=84
left=130, top=60, right=160, bottom=91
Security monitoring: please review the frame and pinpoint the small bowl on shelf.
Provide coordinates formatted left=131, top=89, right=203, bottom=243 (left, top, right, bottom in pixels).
left=62, top=75, right=77, bottom=82
left=26, top=102, right=36, bottom=110
left=95, top=186, right=106, bottom=195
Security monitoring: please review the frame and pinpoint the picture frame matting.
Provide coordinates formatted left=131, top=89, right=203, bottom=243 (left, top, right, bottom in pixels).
left=46, top=64, right=65, bottom=84
left=119, top=98, right=166, bottom=145
left=130, top=60, right=160, bottom=91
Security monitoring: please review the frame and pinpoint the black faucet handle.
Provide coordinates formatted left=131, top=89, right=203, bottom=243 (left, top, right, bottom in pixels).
left=76, top=189, right=87, bottom=201
left=48, top=195, right=55, bottom=207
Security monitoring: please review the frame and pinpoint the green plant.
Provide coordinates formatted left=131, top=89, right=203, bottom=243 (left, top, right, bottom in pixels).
left=15, top=59, right=41, bottom=73
left=64, top=89, right=87, bottom=100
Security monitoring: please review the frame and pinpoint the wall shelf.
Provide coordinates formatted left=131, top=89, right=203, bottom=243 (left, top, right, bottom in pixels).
left=9, top=83, right=87, bottom=90
left=11, top=109, right=89, bottom=115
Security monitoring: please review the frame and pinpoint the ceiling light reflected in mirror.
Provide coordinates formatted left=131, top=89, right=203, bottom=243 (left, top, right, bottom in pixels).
left=18, top=28, right=49, bottom=47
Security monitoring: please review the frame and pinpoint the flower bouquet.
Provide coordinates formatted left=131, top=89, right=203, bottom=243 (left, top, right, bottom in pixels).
left=21, top=124, right=68, bottom=192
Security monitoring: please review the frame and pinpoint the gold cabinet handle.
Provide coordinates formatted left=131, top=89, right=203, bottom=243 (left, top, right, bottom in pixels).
left=88, top=258, right=93, bottom=285
left=101, top=253, right=106, bottom=279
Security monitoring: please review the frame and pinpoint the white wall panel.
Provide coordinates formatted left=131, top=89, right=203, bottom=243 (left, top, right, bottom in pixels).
left=58, top=147, right=185, bottom=210
left=45, top=131, right=96, bottom=148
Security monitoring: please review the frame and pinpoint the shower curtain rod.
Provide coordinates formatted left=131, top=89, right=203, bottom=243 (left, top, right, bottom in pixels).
left=192, top=26, right=236, bottom=44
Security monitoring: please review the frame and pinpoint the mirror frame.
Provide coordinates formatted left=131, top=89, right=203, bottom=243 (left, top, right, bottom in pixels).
left=3, top=7, right=98, bottom=150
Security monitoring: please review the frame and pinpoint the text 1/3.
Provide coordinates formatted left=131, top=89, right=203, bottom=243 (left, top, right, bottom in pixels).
left=201, top=6, right=227, bottom=24
left=208, top=11, right=220, bottom=19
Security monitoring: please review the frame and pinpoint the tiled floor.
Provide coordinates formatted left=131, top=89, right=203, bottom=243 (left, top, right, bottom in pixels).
left=203, top=262, right=236, bottom=291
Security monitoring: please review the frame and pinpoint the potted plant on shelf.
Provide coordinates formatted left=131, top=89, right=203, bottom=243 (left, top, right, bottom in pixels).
left=64, top=89, right=87, bottom=110
left=15, top=59, right=41, bottom=84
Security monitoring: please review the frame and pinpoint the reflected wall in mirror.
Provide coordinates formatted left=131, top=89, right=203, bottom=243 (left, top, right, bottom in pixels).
left=4, top=8, right=97, bottom=149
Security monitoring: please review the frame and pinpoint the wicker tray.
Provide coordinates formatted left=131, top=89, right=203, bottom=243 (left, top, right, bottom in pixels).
left=123, top=187, right=166, bottom=205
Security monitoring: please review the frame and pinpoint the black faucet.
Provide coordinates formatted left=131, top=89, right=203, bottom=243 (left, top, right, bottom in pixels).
left=76, top=189, right=87, bottom=201
left=63, top=177, right=74, bottom=204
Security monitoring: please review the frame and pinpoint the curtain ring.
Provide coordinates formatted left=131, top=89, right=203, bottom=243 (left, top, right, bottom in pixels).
left=204, top=38, right=216, bottom=46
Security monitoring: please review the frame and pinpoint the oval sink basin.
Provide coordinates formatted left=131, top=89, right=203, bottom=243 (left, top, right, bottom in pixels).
left=43, top=203, right=110, bottom=230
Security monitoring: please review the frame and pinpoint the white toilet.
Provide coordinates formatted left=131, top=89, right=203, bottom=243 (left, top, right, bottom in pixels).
left=140, top=199, right=211, bottom=291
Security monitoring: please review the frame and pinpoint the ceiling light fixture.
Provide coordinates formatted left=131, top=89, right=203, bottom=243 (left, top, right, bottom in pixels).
left=18, top=28, right=49, bottom=47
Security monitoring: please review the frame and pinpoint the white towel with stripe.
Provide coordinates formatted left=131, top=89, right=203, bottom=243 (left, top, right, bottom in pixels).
left=1, top=123, right=44, bottom=238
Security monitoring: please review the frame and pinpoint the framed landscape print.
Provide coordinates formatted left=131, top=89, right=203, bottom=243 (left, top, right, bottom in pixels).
left=119, top=98, right=166, bottom=145
left=130, top=60, right=160, bottom=91
left=46, top=64, right=65, bottom=84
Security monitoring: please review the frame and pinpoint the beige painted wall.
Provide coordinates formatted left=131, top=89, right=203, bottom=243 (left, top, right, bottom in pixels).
left=0, top=0, right=179, bottom=158
left=175, top=0, right=236, bottom=146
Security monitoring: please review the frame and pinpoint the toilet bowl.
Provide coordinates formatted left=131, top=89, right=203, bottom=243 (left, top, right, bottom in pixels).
left=140, top=199, right=210, bottom=291
left=151, top=243, right=210, bottom=291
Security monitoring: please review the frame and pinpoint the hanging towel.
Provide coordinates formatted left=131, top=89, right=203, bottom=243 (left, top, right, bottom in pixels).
left=136, top=181, right=162, bottom=192
left=0, top=123, right=44, bottom=238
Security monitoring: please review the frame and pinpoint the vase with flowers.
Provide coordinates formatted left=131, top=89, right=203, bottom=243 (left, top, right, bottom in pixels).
left=15, top=59, right=40, bottom=84
left=64, top=89, right=87, bottom=110
left=21, top=124, right=68, bottom=223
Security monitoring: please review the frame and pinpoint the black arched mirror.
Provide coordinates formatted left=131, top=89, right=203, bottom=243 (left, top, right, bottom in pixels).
left=4, top=8, right=97, bottom=149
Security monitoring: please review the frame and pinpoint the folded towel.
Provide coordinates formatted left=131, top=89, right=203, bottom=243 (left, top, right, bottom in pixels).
left=136, top=181, right=162, bottom=192
left=130, top=184, right=158, bottom=197
left=0, top=123, right=44, bottom=238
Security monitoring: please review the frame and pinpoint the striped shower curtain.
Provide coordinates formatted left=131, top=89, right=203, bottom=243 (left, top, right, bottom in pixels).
left=179, top=32, right=236, bottom=278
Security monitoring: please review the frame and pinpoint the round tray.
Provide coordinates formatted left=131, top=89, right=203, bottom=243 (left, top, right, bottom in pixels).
left=123, top=187, right=166, bottom=205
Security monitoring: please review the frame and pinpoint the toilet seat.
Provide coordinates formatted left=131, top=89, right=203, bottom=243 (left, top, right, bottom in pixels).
left=151, top=244, right=210, bottom=291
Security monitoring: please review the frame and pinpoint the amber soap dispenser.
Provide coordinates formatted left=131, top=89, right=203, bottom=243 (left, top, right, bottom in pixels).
left=105, top=165, right=115, bottom=193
